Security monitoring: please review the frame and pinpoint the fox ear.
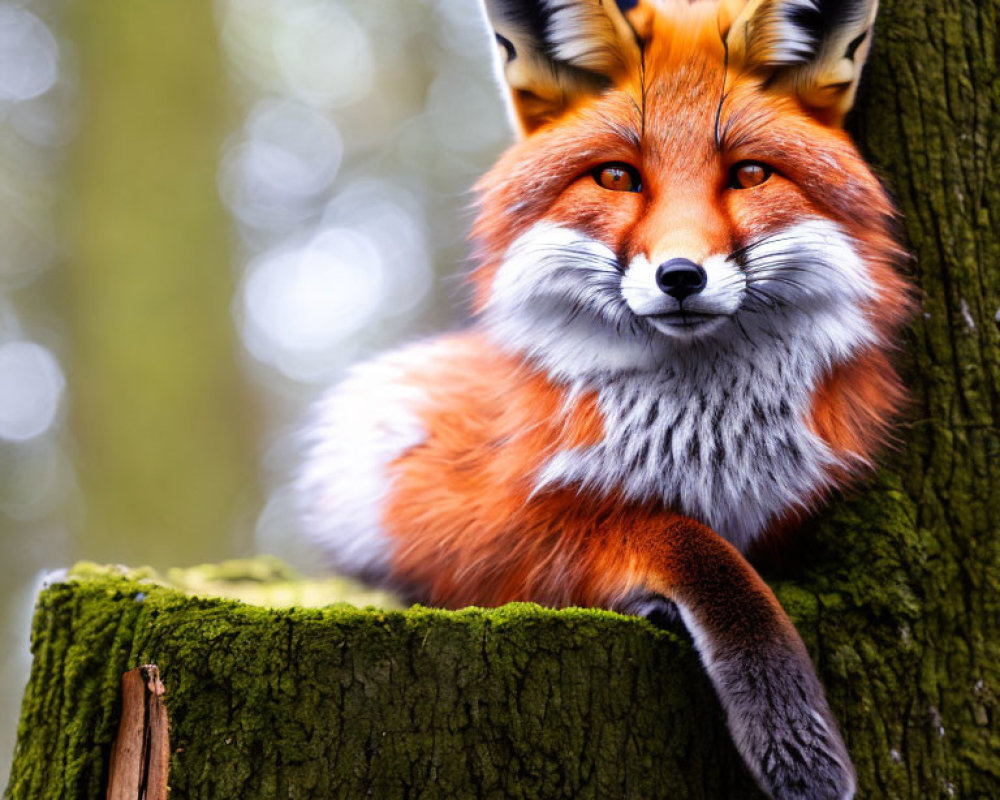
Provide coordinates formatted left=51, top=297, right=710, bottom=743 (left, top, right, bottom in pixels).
left=483, top=0, right=642, bottom=135
left=722, top=0, right=880, bottom=124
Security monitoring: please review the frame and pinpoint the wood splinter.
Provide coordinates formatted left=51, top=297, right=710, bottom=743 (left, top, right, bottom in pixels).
left=106, top=664, right=170, bottom=800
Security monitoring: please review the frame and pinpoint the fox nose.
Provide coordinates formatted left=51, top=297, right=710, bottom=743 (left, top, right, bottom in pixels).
left=655, top=258, right=707, bottom=301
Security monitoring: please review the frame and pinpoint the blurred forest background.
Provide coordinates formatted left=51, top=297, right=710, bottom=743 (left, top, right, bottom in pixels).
left=0, top=0, right=508, bottom=782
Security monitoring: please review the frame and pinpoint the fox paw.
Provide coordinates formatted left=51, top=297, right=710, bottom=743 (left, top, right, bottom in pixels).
left=717, top=645, right=856, bottom=800
left=748, top=711, right=856, bottom=800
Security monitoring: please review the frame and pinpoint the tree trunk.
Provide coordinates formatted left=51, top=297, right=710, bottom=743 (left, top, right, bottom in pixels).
left=5, top=0, right=998, bottom=798
left=808, top=0, right=1000, bottom=795
left=59, top=0, right=257, bottom=566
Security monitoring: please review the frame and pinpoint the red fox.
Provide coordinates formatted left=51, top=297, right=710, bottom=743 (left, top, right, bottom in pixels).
left=298, top=1, right=912, bottom=798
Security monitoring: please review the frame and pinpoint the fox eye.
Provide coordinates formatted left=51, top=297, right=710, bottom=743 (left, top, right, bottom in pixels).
left=593, top=162, right=642, bottom=193
left=729, top=161, right=773, bottom=190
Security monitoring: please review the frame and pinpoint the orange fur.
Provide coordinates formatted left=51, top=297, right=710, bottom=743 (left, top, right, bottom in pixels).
left=381, top=333, right=610, bottom=606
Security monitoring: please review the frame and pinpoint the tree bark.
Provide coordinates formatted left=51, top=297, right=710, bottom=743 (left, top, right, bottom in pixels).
left=106, top=666, right=169, bottom=800
left=5, top=1, right=998, bottom=798
left=811, top=0, right=1000, bottom=795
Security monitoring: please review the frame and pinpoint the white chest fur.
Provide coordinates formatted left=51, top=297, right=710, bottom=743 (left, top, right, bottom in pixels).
left=535, top=328, right=843, bottom=551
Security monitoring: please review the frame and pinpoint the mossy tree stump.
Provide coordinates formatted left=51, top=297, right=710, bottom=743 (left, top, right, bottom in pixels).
left=5, top=564, right=764, bottom=799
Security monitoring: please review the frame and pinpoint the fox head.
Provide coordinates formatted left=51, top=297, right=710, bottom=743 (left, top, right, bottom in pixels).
left=472, top=0, right=911, bottom=392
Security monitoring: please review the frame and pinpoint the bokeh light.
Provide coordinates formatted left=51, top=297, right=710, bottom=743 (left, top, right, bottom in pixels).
left=240, top=228, right=386, bottom=381
left=221, top=100, right=341, bottom=224
left=0, top=340, right=64, bottom=441
left=0, top=6, right=58, bottom=103
left=273, top=2, right=375, bottom=108
left=320, top=178, right=433, bottom=320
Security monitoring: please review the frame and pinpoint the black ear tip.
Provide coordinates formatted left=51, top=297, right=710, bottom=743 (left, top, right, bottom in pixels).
left=844, top=28, right=869, bottom=60
left=488, top=0, right=550, bottom=41
left=496, top=33, right=517, bottom=61
left=616, top=0, right=640, bottom=10
left=784, top=0, right=872, bottom=41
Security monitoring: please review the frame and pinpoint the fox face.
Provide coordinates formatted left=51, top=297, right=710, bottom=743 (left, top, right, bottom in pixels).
left=475, top=0, right=909, bottom=382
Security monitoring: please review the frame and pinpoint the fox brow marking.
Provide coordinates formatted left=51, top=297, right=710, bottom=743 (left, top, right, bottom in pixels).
left=639, top=28, right=648, bottom=142
left=714, top=27, right=779, bottom=155
left=713, top=29, right=762, bottom=155
left=713, top=28, right=730, bottom=151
